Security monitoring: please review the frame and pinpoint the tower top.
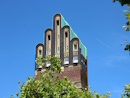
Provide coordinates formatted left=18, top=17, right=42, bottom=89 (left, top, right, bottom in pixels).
left=35, top=14, right=88, bottom=88
left=54, top=14, right=87, bottom=59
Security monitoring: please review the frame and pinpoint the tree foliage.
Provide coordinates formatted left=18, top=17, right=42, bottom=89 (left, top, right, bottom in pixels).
left=113, top=0, right=130, bottom=6
left=11, top=56, right=110, bottom=98
left=35, top=56, right=61, bottom=73
left=123, top=8, right=130, bottom=32
left=113, top=0, right=130, bottom=53
left=121, top=84, right=130, bottom=98
left=124, top=44, right=130, bottom=52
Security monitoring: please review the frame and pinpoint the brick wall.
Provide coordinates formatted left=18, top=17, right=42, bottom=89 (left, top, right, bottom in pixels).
left=35, top=64, right=87, bottom=88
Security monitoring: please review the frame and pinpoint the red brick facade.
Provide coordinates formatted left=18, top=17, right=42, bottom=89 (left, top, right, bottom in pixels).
left=35, top=65, right=87, bottom=88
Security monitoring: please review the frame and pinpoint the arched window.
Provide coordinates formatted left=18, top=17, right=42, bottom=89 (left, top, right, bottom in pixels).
left=55, top=16, right=60, bottom=55
left=73, top=40, right=78, bottom=63
left=73, top=41, right=78, bottom=52
left=64, top=29, right=69, bottom=53
left=46, top=31, right=51, bottom=56
left=37, top=46, right=43, bottom=57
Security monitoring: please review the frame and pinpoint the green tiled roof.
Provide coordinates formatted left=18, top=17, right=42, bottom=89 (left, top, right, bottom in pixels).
left=61, top=16, right=87, bottom=59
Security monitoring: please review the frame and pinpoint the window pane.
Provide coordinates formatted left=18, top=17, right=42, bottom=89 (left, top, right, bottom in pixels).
left=73, top=56, right=78, bottom=63
left=64, top=57, right=69, bottom=64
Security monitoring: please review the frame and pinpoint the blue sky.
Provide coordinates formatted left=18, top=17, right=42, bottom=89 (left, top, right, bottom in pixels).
left=0, top=0, right=130, bottom=98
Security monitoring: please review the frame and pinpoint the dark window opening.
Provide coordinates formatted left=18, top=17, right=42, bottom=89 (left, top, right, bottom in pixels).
left=85, top=61, right=87, bottom=65
left=57, top=20, right=59, bottom=25
left=39, top=50, right=42, bottom=55
left=74, top=44, right=77, bottom=50
left=48, top=35, right=50, bottom=40
left=65, top=32, right=68, bottom=37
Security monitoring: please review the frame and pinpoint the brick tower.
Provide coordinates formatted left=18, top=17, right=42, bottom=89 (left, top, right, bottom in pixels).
left=35, top=14, right=88, bottom=89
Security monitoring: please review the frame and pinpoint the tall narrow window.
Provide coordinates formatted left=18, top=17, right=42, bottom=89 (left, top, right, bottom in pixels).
left=37, top=46, right=43, bottom=57
left=74, top=44, right=78, bottom=51
left=38, top=50, right=42, bottom=57
left=85, top=61, right=87, bottom=65
left=64, top=31, right=69, bottom=53
left=46, top=31, right=51, bottom=56
left=48, top=35, right=50, bottom=40
left=65, top=32, right=68, bottom=37
left=57, top=20, right=59, bottom=25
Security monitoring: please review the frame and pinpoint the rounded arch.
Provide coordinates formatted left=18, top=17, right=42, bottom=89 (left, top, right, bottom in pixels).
left=71, top=38, right=79, bottom=52
left=35, top=43, right=44, bottom=58
left=44, top=29, right=52, bottom=56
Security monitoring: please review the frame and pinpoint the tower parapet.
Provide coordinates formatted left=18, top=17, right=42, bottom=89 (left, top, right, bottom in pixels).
left=35, top=14, right=88, bottom=89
